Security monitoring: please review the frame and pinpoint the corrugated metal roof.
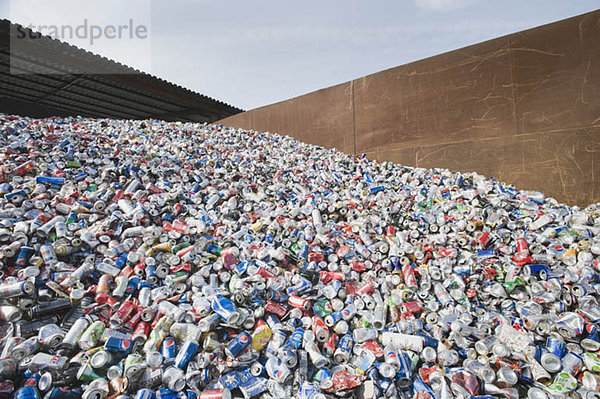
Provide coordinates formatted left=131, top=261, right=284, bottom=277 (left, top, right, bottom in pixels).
left=0, top=19, right=243, bottom=122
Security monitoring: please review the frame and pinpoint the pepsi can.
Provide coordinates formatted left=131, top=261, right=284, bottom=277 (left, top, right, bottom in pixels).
left=162, top=336, right=177, bottom=364
left=545, top=335, right=566, bottom=358
left=104, top=337, right=135, bottom=355
left=174, top=340, right=199, bottom=369
left=225, top=332, right=251, bottom=358
left=135, top=388, right=156, bottom=399
left=14, top=386, right=41, bottom=399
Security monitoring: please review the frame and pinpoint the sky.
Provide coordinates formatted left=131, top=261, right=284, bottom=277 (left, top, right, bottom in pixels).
left=2, top=0, right=599, bottom=110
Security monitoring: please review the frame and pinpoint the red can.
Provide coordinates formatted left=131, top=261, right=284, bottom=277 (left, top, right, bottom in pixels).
left=322, top=333, right=339, bottom=356
left=132, top=321, right=149, bottom=343
left=403, top=300, right=424, bottom=314
left=265, top=301, right=287, bottom=318
left=516, top=237, right=529, bottom=254
left=402, top=264, right=418, bottom=289
left=198, top=389, right=232, bottom=399
left=288, top=295, right=310, bottom=310
left=110, top=300, right=137, bottom=327
left=312, top=315, right=329, bottom=342
left=356, top=281, right=374, bottom=295
left=361, top=340, right=383, bottom=357
left=257, top=266, right=276, bottom=279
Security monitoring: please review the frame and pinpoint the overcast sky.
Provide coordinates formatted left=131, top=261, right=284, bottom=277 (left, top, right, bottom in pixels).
left=3, top=1, right=599, bottom=110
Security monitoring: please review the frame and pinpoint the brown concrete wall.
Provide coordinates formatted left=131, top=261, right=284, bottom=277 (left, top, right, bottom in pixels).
left=219, top=10, right=600, bottom=207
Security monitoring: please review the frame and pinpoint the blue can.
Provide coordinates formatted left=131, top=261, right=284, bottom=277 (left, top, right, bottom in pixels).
left=146, top=265, right=157, bottom=281
left=338, top=333, right=354, bottom=353
left=416, top=331, right=438, bottom=348
left=313, top=367, right=333, bottom=389
left=235, top=260, right=251, bottom=275
left=5, top=189, right=27, bottom=201
left=211, top=295, right=239, bottom=324
left=156, top=388, right=177, bottom=399
left=15, top=246, right=35, bottom=267
left=36, top=176, right=66, bottom=185
left=264, top=314, right=281, bottom=329
left=545, top=335, right=566, bottom=358
left=412, top=378, right=435, bottom=396
left=267, top=288, right=288, bottom=303
left=225, top=331, right=251, bottom=358
left=180, top=391, right=197, bottom=399
left=174, top=340, right=199, bottom=369
left=582, top=324, right=600, bottom=351
left=104, top=337, right=135, bottom=354
left=219, top=370, right=246, bottom=390
left=396, top=351, right=412, bottom=388
left=44, top=388, right=83, bottom=399
left=239, top=376, right=269, bottom=398
left=162, top=336, right=177, bottom=363
left=125, top=277, right=140, bottom=295
left=453, top=264, right=472, bottom=275
left=285, top=327, right=304, bottom=350
left=522, top=264, right=549, bottom=280
left=14, top=386, right=41, bottom=399
left=477, top=249, right=496, bottom=259
left=135, top=389, right=156, bottom=399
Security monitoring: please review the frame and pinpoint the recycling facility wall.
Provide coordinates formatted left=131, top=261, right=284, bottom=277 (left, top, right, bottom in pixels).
left=219, top=10, right=600, bottom=207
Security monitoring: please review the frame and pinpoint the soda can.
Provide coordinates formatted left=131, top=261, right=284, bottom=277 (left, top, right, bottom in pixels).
left=250, top=322, right=272, bottom=351
left=545, top=335, right=566, bottom=358
left=265, top=301, right=287, bottom=318
left=561, top=351, right=584, bottom=375
left=239, top=376, right=268, bottom=399
left=281, top=346, right=297, bottom=368
left=582, top=370, right=600, bottom=391
left=174, top=339, right=199, bottom=369
left=37, top=324, right=65, bottom=348
left=104, top=337, right=135, bottom=355
left=225, top=332, right=251, bottom=358
left=197, top=389, right=231, bottom=399
left=90, top=350, right=114, bottom=369
left=285, top=327, right=304, bottom=350
left=384, top=345, right=401, bottom=370
left=76, top=362, right=104, bottom=381
left=584, top=352, right=600, bottom=373
left=44, top=387, right=84, bottom=399
left=311, top=316, right=329, bottom=343
left=496, top=366, right=518, bottom=388
left=211, top=295, right=240, bottom=324
left=79, top=321, right=105, bottom=350
left=14, top=386, right=41, bottom=399
left=162, top=336, right=177, bottom=363
left=135, top=389, right=156, bottom=399
left=582, top=324, right=600, bottom=352
left=540, top=348, right=562, bottom=373
left=162, top=366, right=186, bottom=391
left=396, top=350, right=412, bottom=388
left=0, top=280, right=34, bottom=298
left=313, top=367, right=333, bottom=390
left=288, top=295, right=310, bottom=310
left=15, top=246, right=35, bottom=268
left=522, top=264, right=549, bottom=280
left=265, top=357, right=291, bottom=383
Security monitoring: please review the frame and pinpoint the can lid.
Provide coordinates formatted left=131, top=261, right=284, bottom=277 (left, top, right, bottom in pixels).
left=527, top=387, right=548, bottom=399
left=38, top=372, right=53, bottom=392
left=90, top=351, right=109, bottom=369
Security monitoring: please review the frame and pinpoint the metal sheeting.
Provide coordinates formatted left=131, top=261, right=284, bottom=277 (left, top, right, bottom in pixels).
left=0, top=19, right=243, bottom=122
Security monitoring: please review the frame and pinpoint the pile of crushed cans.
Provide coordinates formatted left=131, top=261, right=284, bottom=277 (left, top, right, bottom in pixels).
left=1, top=113, right=600, bottom=399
